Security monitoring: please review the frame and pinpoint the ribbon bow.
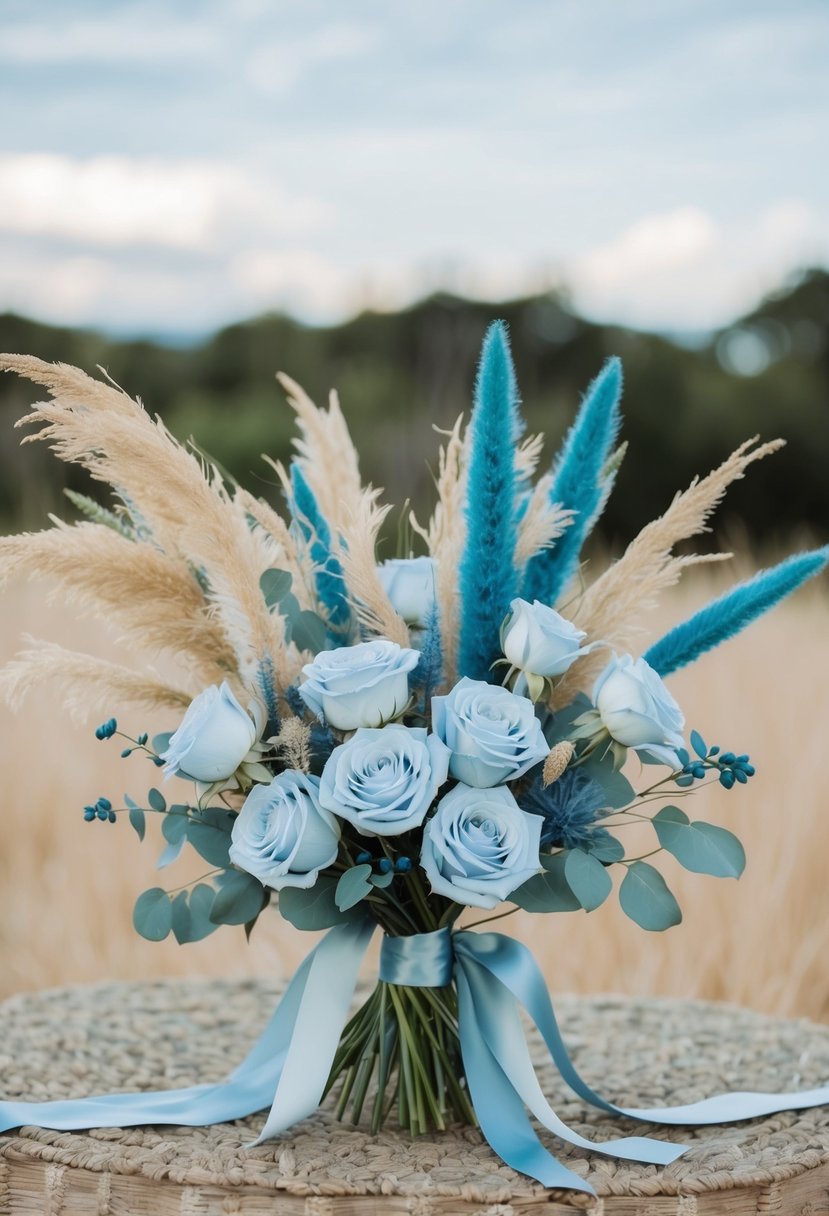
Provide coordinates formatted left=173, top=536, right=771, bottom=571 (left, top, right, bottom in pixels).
left=2, top=921, right=829, bottom=1195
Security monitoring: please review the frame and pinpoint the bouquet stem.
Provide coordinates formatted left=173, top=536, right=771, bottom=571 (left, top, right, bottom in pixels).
left=325, top=980, right=476, bottom=1135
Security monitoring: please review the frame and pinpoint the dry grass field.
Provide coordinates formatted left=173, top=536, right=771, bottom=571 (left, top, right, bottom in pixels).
left=1, top=566, right=828, bottom=1022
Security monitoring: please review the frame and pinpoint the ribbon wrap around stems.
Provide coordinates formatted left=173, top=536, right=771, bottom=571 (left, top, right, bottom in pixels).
left=3, top=923, right=829, bottom=1195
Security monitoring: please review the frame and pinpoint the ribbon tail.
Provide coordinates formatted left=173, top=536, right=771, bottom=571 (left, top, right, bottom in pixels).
left=250, top=916, right=375, bottom=1144
left=455, top=968, right=595, bottom=1194
left=458, top=953, right=684, bottom=1166
left=456, top=931, right=829, bottom=1134
left=0, top=920, right=374, bottom=1140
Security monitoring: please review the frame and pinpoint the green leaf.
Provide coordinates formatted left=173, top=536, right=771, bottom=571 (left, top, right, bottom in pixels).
left=542, top=695, right=593, bottom=747
left=690, top=730, right=707, bottom=759
left=185, top=808, right=235, bottom=867
left=156, top=838, right=185, bottom=869
left=579, top=749, right=635, bottom=809
left=128, top=806, right=146, bottom=842
left=148, top=787, right=166, bottom=812
left=133, top=887, right=173, bottom=941
left=260, top=568, right=293, bottom=609
left=187, top=883, right=221, bottom=941
left=161, top=810, right=188, bottom=844
left=171, top=891, right=192, bottom=944
left=370, top=871, right=394, bottom=888
left=564, top=849, right=612, bottom=912
left=280, top=875, right=359, bottom=930
left=152, top=733, right=172, bottom=757
left=619, top=862, right=682, bottom=932
left=335, top=863, right=373, bottom=911
left=652, top=807, right=746, bottom=878
left=586, top=832, right=624, bottom=863
left=511, top=853, right=581, bottom=914
left=209, top=870, right=267, bottom=925
left=291, top=610, right=328, bottom=654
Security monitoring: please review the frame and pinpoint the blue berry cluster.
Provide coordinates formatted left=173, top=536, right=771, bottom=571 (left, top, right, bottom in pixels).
left=94, top=718, right=117, bottom=740
left=355, top=851, right=413, bottom=875
left=83, top=797, right=116, bottom=823
left=675, top=731, right=755, bottom=789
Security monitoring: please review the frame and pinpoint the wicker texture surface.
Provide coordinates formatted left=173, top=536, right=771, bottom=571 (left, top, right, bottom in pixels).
left=2, top=978, right=829, bottom=1214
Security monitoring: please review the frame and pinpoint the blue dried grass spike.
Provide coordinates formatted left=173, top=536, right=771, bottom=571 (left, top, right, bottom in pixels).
left=522, top=357, right=623, bottom=606
left=289, top=463, right=351, bottom=642
left=644, top=547, right=829, bottom=676
left=457, top=321, right=522, bottom=681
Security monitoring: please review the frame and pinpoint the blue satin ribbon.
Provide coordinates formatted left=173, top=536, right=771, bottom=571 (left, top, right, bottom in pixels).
left=2, top=921, right=828, bottom=1196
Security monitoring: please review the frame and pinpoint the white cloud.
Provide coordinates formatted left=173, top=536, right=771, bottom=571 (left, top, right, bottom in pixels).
left=0, top=154, right=332, bottom=251
left=0, top=16, right=219, bottom=64
left=569, top=202, right=829, bottom=330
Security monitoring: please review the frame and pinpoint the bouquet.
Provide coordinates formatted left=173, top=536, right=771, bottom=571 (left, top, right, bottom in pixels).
left=1, top=325, right=827, bottom=1193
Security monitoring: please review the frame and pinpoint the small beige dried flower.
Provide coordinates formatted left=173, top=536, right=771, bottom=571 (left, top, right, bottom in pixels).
left=542, top=741, right=575, bottom=787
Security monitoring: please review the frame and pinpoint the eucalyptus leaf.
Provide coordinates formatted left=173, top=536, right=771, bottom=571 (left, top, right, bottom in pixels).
left=148, top=787, right=167, bottom=813
left=619, top=862, right=682, bottom=932
left=652, top=806, right=746, bottom=878
left=280, top=875, right=359, bottom=930
left=564, top=849, right=612, bottom=912
left=260, top=568, right=293, bottom=609
left=128, top=806, right=146, bottom=842
left=335, top=863, right=374, bottom=911
left=511, top=852, right=581, bottom=914
left=542, top=695, right=593, bottom=747
left=690, top=730, right=707, bottom=759
left=133, top=887, right=173, bottom=941
left=209, top=870, right=267, bottom=925
left=369, top=871, right=394, bottom=889
left=161, top=810, right=188, bottom=844
left=152, top=733, right=172, bottom=757
left=171, top=891, right=192, bottom=944
left=291, top=610, right=328, bottom=655
left=156, top=838, right=185, bottom=869
left=586, top=832, right=624, bottom=863
left=579, top=749, right=635, bottom=809
left=186, top=822, right=232, bottom=868
left=188, top=883, right=222, bottom=942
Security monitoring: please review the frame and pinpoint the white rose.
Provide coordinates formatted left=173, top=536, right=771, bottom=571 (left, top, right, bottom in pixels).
left=502, top=598, right=592, bottom=677
left=230, top=772, right=339, bottom=891
left=298, top=639, right=419, bottom=731
left=431, top=677, right=549, bottom=788
left=378, top=557, right=436, bottom=627
left=161, top=682, right=257, bottom=783
left=593, top=653, right=685, bottom=766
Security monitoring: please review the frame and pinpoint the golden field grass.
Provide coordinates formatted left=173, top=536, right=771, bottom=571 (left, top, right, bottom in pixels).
left=1, top=568, right=828, bottom=1022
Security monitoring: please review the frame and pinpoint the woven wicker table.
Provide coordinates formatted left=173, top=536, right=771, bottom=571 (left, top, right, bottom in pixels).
left=2, top=979, right=829, bottom=1215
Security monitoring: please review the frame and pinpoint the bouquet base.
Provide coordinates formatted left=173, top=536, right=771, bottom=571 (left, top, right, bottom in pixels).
left=3, top=979, right=829, bottom=1213
left=327, top=980, right=476, bottom=1135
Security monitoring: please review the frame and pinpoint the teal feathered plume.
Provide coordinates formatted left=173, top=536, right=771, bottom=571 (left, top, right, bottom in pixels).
left=644, top=547, right=829, bottom=677
left=457, top=322, right=522, bottom=681
left=522, top=357, right=623, bottom=606
left=289, top=463, right=351, bottom=644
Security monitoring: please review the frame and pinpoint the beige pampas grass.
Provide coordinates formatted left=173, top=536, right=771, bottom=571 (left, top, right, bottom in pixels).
left=0, top=521, right=236, bottom=689
left=276, top=373, right=363, bottom=537
left=338, top=490, right=410, bottom=647
left=418, top=417, right=467, bottom=686
left=515, top=473, right=573, bottom=566
left=550, top=436, right=784, bottom=706
left=274, top=716, right=313, bottom=773
left=0, top=638, right=191, bottom=720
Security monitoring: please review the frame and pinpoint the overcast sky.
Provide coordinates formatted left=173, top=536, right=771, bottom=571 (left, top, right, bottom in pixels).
left=0, top=0, right=827, bottom=337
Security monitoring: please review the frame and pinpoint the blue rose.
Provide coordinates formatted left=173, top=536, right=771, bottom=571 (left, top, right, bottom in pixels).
left=229, top=771, right=339, bottom=891
left=501, top=598, right=593, bottom=678
left=421, top=783, right=542, bottom=909
left=377, top=556, right=436, bottom=627
left=319, top=724, right=450, bottom=835
left=593, top=652, right=685, bottom=766
left=299, top=639, right=419, bottom=731
left=161, top=681, right=258, bottom=783
left=431, top=677, right=549, bottom=788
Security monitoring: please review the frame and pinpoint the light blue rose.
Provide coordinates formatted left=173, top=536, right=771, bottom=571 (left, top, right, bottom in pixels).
left=161, top=681, right=257, bottom=783
left=431, top=677, right=549, bottom=788
left=593, top=652, right=685, bottom=766
left=421, top=783, right=542, bottom=909
left=229, top=771, right=339, bottom=891
left=501, top=598, right=593, bottom=678
left=378, top=557, right=436, bottom=627
left=319, top=724, right=450, bottom=836
left=299, top=639, right=420, bottom=731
